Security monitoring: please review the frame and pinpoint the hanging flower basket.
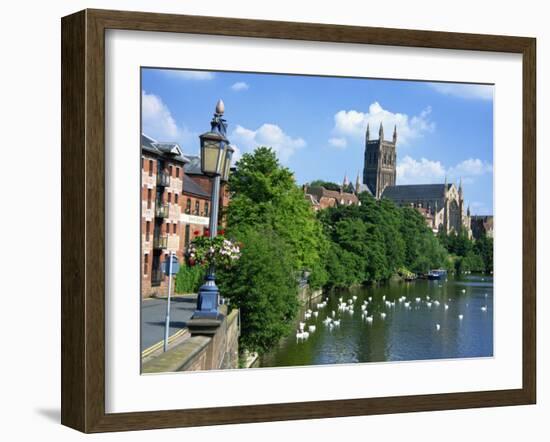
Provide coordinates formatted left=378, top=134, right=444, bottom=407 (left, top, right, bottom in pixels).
left=187, top=234, right=241, bottom=269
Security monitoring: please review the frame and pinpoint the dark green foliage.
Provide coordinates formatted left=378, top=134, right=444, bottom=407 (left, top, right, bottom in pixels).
left=217, top=228, right=298, bottom=354
left=438, top=230, right=493, bottom=274
left=309, top=179, right=343, bottom=192
left=319, top=194, right=447, bottom=286
left=174, top=265, right=205, bottom=294
left=473, top=234, right=494, bottom=273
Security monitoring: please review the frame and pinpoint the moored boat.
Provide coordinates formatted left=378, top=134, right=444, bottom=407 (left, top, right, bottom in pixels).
left=427, top=269, right=447, bottom=280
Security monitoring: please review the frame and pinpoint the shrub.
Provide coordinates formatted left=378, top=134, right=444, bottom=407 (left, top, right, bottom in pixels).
left=174, top=265, right=205, bottom=294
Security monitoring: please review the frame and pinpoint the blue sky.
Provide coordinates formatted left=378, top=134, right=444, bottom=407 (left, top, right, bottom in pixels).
left=141, top=68, right=494, bottom=215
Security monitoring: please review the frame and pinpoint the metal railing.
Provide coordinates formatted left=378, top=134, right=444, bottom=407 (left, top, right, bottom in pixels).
left=157, top=172, right=170, bottom=187
left=153, top=235, right=168, bottom=250
left=155, top=203, right=169, bottom=218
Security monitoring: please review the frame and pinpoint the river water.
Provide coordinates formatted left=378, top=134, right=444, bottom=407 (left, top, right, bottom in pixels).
left=259, top=274, right=493, bottom=367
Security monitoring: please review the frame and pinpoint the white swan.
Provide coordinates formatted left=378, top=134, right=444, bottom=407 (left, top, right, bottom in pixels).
left=308, top=325, right=316, bottom=333
left=380, top=312, right=387, bottom=319
left=481, top=306, right=488, bottom=312
left=366, top=316, right=374, bottom=323
left=436, top=324, right=441, bottom=331
left=458, top=314, right=464, bottom=320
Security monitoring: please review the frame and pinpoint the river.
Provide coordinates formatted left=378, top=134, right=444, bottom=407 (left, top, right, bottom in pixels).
left=259, top=273, right=493, bottom=367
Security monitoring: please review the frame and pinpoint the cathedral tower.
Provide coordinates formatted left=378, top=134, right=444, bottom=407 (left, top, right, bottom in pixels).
left=363, top=123, right=397, bottom=199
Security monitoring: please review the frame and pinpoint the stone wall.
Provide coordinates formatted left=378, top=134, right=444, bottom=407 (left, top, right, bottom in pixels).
left=142, top=308, right=240, bottom=373
left=298, top=285, right=323, bottom=305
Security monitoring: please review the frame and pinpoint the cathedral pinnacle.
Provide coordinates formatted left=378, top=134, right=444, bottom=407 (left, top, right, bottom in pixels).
left=379, top=122, right=384, bottom=140
left=366, top=123, right=370, bottom=141
left=393, top=124, right=397, bottom=143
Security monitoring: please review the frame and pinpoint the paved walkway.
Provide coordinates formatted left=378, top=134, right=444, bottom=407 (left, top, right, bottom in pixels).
left=141, top=295, right=197, bottom=352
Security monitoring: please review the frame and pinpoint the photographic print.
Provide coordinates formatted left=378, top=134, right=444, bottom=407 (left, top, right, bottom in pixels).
left=140, top=68, right=494, bottom=374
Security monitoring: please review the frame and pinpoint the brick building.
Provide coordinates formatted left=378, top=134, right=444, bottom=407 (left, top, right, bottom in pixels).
left=141, top=134, right=229, bottom=298
left=470, top=215, right=494, bottom=239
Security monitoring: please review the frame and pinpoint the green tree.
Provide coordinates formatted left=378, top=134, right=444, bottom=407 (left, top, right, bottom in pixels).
left=319, top=194, right=446, bottom=286
left=217, top=228, right=298, bottom=354
left=474, top=234, right=494, bottom=273
left=309, top=179, right=341, bottom=192
left=227, top=147, right=328, bottom=286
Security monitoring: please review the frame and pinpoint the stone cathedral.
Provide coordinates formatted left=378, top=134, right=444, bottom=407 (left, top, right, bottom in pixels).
left=362, top=123, right=472, bottom=237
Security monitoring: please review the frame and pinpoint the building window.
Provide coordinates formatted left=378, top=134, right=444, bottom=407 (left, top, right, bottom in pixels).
left=172, top=223, right=177, bottom=234
left=169, top=165, right=173, bottom=176
left=186, top=198, right=191, bottom=214
left=141, top=157, right=144, bottom=169
left=144, top=254, right=148, bottom=275
left=145, top=221, right=150, bottom=241
left=147, top=189, right=152, bottom=209
left=176, top=167, right=180, bottom=178
left=167, top=192, right=171, bottom=203
left=184, top=225, right=190, bottom=247
left=195, top=200, right=200, bottom=215
left=204, top=201, right=209, bottom=217
left=149, top=160, right=153, bottom=177
left=175, top=193, right=179, bottom=204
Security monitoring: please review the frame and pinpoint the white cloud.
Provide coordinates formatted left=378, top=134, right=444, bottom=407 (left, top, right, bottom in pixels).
left=161, top=70, right=215, bottom=81
left=396, top=156, right=446, bottom=184
left=141, top=91, right=197, bottom=149
left=231, top=81, right=249, bottom=91
left=397, top=155, right=492, bottom=185
left=428, top=83, right=493, bottom=100
left=328, top=137, right=347, bottom=149
left=230, top=123, right=306, bottom=163
left=448, top=158, right=493, bottom=177
left=330, top=102, right=435, bottom=148
left=142, top=91, right=179, bottom=139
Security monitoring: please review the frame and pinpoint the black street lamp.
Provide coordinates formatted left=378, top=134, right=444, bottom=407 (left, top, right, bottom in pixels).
left=192, top=100, right=233, bottom=320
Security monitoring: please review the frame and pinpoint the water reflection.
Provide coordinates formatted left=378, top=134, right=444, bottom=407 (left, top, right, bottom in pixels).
left=260, top=274, right=493, bottom=368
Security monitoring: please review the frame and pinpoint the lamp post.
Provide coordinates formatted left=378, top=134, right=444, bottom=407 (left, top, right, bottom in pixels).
left=191, top=99, right=233, bottom=320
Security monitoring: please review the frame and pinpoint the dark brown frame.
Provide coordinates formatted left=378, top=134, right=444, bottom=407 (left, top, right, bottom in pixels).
left=61, top=8, right=536, bottom=433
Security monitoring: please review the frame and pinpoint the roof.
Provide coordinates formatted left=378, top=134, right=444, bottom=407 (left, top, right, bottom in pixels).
left=183, top=174, right=210, bottom=198
left=141, top=133, right=188, bottom=164
left=355, top=183, right=372, bottom=195
left=306, top=186, right=359, bottom=204
left=183, top=155, right=202, bottom=174
left=381, top=184, right=452, bottom=201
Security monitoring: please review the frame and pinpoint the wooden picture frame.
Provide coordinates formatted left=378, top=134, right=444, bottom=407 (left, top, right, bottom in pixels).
left=61, top=8, right=536, bottom=433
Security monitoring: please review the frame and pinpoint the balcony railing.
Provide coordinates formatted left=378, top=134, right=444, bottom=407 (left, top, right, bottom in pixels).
left=157, top=172, right=170, bottom=187
left=153, top=235, right=168, bottom=250
left=151, top=267, right=164, bottom=286
left=155, top=203, right=168, bottom=218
